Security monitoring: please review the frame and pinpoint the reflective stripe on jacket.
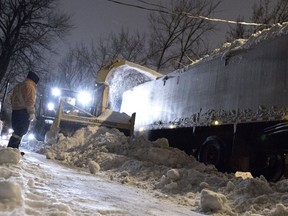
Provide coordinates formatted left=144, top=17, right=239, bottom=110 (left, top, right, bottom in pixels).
left=11, top=79, right=37, bottom=114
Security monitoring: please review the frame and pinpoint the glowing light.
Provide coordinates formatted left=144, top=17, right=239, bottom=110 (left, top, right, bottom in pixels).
left=138, top=127, right=145, bottom=132
left=44, top=119, right=54, bottom=124
left=28, top=133, right=35, bottom=140
left=8, top=128, right=13, bottom=134
left=52, top=87, right=61, bottom=97
left=77, top=91, right=92, bottom=105
left=212, top=120, right=221, bottom=125
left=169, top=124, right=175, bottom=129
left=47, top=102, right=55, bottom=111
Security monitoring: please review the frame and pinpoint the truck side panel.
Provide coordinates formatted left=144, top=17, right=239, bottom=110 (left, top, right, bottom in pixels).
left=121, top=35, right=288, bottom=131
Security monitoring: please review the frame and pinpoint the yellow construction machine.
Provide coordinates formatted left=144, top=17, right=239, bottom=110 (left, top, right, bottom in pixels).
left=44, top=98, right=135, bottom=144
left=39, top=59, right=161, bottom=144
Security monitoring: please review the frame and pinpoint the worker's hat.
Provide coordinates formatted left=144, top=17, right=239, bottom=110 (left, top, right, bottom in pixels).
left=27, top=71, right=40, bottom=84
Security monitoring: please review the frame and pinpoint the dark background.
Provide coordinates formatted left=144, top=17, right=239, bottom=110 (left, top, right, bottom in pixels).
left=59, top=0, right=257, bottom=50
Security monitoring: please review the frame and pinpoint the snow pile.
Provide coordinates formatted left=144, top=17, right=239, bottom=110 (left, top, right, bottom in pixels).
left=0, top=181, right=23, bottom=211
left=0, top=146, right=196, bottom=215
left=0, top=148, right=21, bottom=164
left=175, top=22, right=288, bottom=74
left=2, top=127, right=288, bottom=215
left=41, top=125, right=288, bottom=215
left=0, top=147, right=75, bottom=215
left=0, top=148, right=22, bottom=212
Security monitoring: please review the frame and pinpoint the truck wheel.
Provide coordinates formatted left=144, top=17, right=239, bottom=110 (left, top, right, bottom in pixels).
left=198, top=136, right=227, bottom=171
left=250, top=153, right=285, bottom=182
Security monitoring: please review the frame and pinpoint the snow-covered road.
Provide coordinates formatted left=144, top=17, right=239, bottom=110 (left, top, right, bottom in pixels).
left=4, top=124, right=288, bottom=215
left=1, top=150, right=202, bottom=215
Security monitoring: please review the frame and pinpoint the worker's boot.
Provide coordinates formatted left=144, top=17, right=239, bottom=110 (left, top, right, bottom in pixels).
left=7, top=135, right=21, bottom=149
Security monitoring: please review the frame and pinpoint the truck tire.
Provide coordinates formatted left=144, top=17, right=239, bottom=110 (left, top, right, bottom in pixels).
left=198, top=136, right=227, bottom=172
left=250, top=153, right=285, bottom=182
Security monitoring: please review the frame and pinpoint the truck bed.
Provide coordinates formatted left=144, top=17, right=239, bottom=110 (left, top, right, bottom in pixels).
left=121, top=25, right=288, bottom=131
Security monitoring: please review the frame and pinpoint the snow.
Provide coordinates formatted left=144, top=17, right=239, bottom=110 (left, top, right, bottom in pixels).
left=173, top=22, right=288, bottom=74
left=1, top=125, right=288, bottom=215
left=2, top=23, right=288, bottom=216
left=106, top=66, right=157, bottom=111
left=0, top=145, right=197, bottom=216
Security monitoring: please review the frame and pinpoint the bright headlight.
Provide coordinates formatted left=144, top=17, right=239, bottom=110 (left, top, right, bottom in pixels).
left=52, top=87, right=61, bottom=97
left=77, top=91, right=91, bottom=105
left=47, top=102, right=55, bottom=111
left=28, top=133, right=35, bottom=140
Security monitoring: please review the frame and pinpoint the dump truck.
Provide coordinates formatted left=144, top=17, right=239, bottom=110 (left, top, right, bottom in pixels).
left=115, top=23, right=288, bottom=182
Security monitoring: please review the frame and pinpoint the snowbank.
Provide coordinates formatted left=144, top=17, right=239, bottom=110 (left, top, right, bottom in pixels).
left=41, top=125, right=288, bottom=215
left=0, top=143, right=196, bottom=215
left=175, top=22, right=288, bottom=74
left=0, top=148, right=22, bottom=212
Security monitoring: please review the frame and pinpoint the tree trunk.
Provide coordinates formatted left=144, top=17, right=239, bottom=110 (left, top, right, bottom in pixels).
left=0, top=51, right=10, bottom=84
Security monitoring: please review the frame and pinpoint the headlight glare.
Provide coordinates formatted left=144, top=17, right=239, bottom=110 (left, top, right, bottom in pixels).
left=28, top=133, right=35, bottom=140
left=77, top=91, right=91, bottom=105
left=52, top=87, right=61, bottom=97
left=47, top=102, right=55, bottom=111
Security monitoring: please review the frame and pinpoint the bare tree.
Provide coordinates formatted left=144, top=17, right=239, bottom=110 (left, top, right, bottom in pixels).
left=55, top=28, right=147, bottom=90
left=0, top=0, right=72, bottom=87
left=54, top=47, right=95, bottom=90
left=148, top=0, right=221, bottom=72
left=226, top=17, right=252, bottom=41
left=252, top=0, right=288, bottom=30
left=226, top=0, right=288, bottom=41
left=99, top=28, right=147, bottom=65
left=55, top=43, right=102, bottom=91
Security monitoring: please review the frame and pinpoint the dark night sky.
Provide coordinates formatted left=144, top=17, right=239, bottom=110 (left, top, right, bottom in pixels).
left=58, top=0, right=257, bottom=52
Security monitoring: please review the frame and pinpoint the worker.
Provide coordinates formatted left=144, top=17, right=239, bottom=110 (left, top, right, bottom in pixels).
left=7, top=71, right=39, bottom=152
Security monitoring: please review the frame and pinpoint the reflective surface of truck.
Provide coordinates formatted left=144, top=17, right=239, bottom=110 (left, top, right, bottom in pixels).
left=120, top=24, right=288, bottom=181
